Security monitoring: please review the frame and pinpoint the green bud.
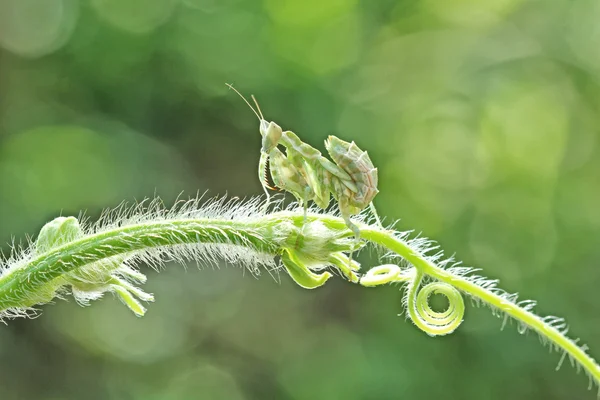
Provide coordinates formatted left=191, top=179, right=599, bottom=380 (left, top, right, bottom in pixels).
left=284, top=220, right=361, bottom=262
left=36, top=216, right=82, bottom=254
left=33, top=216, right=153, bottom=316
left=279, top=220, right=365, bottom=286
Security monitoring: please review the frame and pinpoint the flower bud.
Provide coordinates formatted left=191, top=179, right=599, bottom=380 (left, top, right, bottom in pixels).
left=35, top=216, right=82, bottom=254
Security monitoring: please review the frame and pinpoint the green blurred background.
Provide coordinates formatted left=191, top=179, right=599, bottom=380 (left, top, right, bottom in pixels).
left=0, top=0, right=599, bottom=399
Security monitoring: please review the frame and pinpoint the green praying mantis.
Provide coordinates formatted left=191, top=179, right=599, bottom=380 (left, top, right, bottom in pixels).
left=227, top=84, right=382, bottom=287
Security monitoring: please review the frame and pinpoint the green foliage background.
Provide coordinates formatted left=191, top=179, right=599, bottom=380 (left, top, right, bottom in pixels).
left=0, top=0, right=599, bottom=399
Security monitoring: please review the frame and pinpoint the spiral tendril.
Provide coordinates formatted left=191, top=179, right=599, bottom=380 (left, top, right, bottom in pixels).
left=359, top=264, right=465, bottom=336
left=406, top=270, right=464, bottom=336
left=359, top=264, right=404, bottom=286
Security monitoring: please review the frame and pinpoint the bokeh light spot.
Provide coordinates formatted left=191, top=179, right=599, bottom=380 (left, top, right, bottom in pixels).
left=264, top=0, right=357, bottom=27
left=164, top=363, right=245, bottom=399
left=566, top=0, right=600, bottom=72
left=91, top=0, right=177, bottom=34
left=278, top=325, right=368, bottom=399
left=269, top=13, right=361, bottom=76
left=422, top=0, right=522, bottom=28
left=0, top=124, right=195, bottom=242
left=0, top=0, right=78, bottom=58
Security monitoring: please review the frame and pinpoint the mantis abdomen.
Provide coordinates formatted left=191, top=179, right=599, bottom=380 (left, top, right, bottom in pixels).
left=324, top=135, right=378, bottom=208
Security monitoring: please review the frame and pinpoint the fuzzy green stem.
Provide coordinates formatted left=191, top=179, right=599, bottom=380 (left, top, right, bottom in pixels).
left=0, top=218, right=280, bottom=310
left=0, top=210, right=597, bottom=388
left=356, top=223, right=600, bottom=388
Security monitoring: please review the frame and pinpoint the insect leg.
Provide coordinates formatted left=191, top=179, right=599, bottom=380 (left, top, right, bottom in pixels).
left=281, top=148, right=328, bottom=220
left=269, top=147, right=314, bottom=218
left=281, top=131, right=357, bottom=192
left=339, top=200, right=362, bottom=267
left=302, top=186, right=312, bottom=222
left=317, top=157, right=358, bottom=193
left=329, top=176, right=363, bottom=266
left=294, top=160, right=328, bottom=210
left=339, top=199, right=361, bottom=239
left=258, top=151, right=272, bottom=211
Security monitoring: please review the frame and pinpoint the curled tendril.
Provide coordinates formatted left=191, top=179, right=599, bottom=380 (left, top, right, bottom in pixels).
left=408, top=276, right=465, bottom=336
left=359, top=264, right=465, bottom=336
left=359, top=264, right=403, bottom=286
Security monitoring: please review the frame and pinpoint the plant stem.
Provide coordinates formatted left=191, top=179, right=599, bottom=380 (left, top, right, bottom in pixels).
left=0, top=209, right=597, bottom=387
left=0, top=218, right=279, bottom=310
left=357, top=223, right=600, bottom=388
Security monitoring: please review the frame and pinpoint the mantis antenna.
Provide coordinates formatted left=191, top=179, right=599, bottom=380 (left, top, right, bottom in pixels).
left=226, top=84, right=276, bottom=203
left=251, top=95, right=265, bottom=120
left=225, top=83, right=262, bottom=121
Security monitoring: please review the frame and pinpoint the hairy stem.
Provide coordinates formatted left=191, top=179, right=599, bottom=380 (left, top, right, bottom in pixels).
left=0, top=217, right=279, bottom=310
left=0, top=205, right=598, bottom=389
left=357, top=224, right=600, bottom=387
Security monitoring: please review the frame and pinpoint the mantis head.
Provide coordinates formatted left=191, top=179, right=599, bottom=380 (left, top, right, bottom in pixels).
left=260, top=120, right=282, bottom=153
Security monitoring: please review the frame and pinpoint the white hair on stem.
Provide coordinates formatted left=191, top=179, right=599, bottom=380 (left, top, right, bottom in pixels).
left=0, top=194, right=597, bottom=392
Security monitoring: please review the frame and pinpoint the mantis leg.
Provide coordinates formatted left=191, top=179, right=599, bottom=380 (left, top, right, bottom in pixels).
left=258, top=151, right=271, bottom=211
left=269, top=148, right=315, bottom=221
left=341, top=210, right=361, bottom=241
left=318, top=158, right=358, bottom=193
left=283, top=150, right=325, bottom=215
left=302, top=186, right=312, bottom=223
left=338, top=197, right=362, bottom=269
left=290, top=187, right=311, bottom=225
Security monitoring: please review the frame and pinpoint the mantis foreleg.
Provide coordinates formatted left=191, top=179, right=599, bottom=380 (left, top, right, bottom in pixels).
left=258, top=151, right=272, bottom=211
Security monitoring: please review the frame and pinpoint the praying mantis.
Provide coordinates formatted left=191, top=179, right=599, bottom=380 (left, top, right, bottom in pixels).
left=227, top=84, right=382, bottom=286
